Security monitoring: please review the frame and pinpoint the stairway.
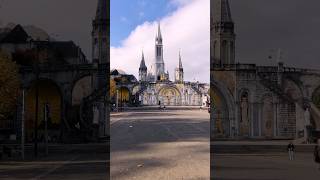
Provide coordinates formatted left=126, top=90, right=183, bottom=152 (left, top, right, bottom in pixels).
left=309, top=102, right=320, bottom=129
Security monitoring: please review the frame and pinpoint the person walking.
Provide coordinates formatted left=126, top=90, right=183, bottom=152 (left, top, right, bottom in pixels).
left=314, top=139, right=320, bottom=169
left=287, top=142, right=295, bottom=160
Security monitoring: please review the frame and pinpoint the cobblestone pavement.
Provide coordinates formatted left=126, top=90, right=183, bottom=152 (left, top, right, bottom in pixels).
left=111, top=110, right=210, bottom=180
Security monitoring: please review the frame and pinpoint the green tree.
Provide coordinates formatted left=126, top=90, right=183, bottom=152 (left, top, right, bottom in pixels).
left=0, top=51, right=20, bottom=122
left=110, top=78, right=117, bottom=100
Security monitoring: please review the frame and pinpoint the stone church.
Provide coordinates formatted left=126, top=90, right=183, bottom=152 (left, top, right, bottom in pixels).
left=211, top=0, right=320, bottom=140
left=119, top=24, right=209, bottom=107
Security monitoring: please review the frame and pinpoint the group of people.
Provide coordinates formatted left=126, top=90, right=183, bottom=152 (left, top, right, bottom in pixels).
left=287, top=139, right=320, bottom=169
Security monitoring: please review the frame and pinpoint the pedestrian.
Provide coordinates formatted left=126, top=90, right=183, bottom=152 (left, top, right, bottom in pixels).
left=287, top=141, right=295, bottom=160
left=314, top=139, right=320, bottom=169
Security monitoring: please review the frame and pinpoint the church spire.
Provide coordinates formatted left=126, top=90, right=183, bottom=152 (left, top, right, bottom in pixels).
left=178, top=50, right=183, bottom=69
left=139, top=51, right=147, bottom=82
left=156, top=22, right=162, bottom=43
left=175, top=50, right=184, bottom=83
left=139, top=51, right=147, bottom=70
left=95, top=0, right=107, bottom=20
left=212, top=0, right=235, bottom=66
left=213, top=0, right=233, bottom=23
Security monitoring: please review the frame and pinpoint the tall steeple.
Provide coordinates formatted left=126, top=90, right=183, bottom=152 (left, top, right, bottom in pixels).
left=178, top=50, right=183, bottom=69
left=156, top=22, right=162, bottom=43
left=175, top=50, right=184, bottom=83
left=212, top=0, right=235, bottom=66
left=213, top=0, right=233, bottom=23
left=139, top=51, right=148, bottom=82
left=154, top=22, right=165, bottom=81
left=91, top=0, right=109, bottom=138
left=92, top=0, right=108, bottom=64
left=95, top=0, right=107, bottom=20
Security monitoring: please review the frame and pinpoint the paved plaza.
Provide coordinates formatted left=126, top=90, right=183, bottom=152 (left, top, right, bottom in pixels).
left=110, top=109, right=210, bottom=180
left=212, top=152, right=320, bottom=180
left=0, top=144, right=109, bottom=180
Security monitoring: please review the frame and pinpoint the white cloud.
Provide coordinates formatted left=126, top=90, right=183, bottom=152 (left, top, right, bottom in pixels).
left=110, top=0, right=209, bottom=83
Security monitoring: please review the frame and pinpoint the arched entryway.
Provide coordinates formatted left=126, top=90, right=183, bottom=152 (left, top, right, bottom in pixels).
left=71, top=76, right=93, bottom=127
left=158, top=86, right=181, bottom=106
left=25, top=79, right=62, bottom=142
left=211, top=84, right=232, bottom=138
left=118, top=87, right=130, bottom=106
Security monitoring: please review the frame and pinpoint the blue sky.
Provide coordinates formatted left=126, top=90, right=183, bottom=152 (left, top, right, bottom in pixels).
left=110, top=0, right=210, bottom=83
left=111, top=0, right=179, bottom=47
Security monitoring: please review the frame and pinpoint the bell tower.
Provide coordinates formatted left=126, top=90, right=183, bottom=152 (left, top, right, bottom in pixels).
left=212, top=0, right=236, bottom=66
left=139, top=51, right=148, bottom=82
left=175, top=51, right=184, bottom=83
left=154, top=23, right=166, bottom=81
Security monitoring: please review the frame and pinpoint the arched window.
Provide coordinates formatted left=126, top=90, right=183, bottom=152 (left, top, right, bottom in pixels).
left=222, top=40, right=228, bottom=64
left=230, top=41, right=234, bottom=64
left=213, top=40, right=217, bottom=62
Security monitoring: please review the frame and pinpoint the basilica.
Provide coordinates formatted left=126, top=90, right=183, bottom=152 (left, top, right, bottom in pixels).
left=112, top=24, right=209, bottom=107
left=211, top=0, right=320, bottom=140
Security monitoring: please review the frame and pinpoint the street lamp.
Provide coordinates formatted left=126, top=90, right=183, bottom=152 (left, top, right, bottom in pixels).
left=32, top=41, right=40, bottom=158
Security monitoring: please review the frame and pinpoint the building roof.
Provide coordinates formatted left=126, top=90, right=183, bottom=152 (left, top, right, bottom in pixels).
left=111, top=69, right=127, bottom=75
left=0, top=24, right=50, bottom=43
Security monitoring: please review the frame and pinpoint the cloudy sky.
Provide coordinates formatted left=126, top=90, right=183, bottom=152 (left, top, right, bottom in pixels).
left=111, top=0, right=210, bottom=83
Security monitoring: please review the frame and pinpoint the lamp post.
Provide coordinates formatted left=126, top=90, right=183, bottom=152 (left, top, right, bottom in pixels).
left=21, top=88, right=25, bottom=160
left=33, top=42, right=40, bottom=158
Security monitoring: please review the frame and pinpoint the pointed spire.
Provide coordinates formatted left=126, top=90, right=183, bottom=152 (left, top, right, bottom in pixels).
left=156, top=22, right=162, bottom=41
left=95, top=0, right=107, bottom=20
left=213, top=0, right=233, bottom=23
left=178, top=50, right=183, bottom=69
left=139, top=51, right=147, bottom=70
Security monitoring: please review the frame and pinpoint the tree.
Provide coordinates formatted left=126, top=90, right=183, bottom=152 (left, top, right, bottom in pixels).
left=110, top=78, right=117, bottom=102
left=0, top=51, right=20, bottom=123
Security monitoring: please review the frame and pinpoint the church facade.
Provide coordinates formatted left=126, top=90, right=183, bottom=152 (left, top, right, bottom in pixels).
left=114, top=24, right=209, bottom=107
left=211, top=0, right=320, bottom=140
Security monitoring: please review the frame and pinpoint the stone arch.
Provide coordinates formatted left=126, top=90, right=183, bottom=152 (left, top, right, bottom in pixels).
left=211, top=80, right=235, bottom=138
left=283, top=78, right=303, bottom=102
left=70, top=75, right=93, bottom=128
left=158, top=85, right=181, bottom=106
left=71, top=75, right=93, bottom=106
left=283, top=78, right=305, bottom=137
left=25, top=78, right=63, bottom=142
left=310, top=85, right=320, bottom=129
